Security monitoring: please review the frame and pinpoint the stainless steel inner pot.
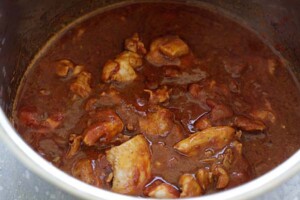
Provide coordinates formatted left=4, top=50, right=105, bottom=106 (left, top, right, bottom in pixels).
left=0, top=0, right=300, bottom=199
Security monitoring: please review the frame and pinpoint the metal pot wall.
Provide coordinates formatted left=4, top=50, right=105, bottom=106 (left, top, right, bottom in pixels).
left=0, top=0, right=300, bottom=199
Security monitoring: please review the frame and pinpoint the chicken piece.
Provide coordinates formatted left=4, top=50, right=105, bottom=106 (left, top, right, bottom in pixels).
left=55, top=59, right=85, bottom=78
left=55, top=59, right=74, bottom=77
left=101, top=51, right=142, bottom=83
left=144, top=86, right=172, bottom=104
left=83, top=109, right=124, bottom=146
left=70, top=71, right=92, bottom=98
left=73, top=65, right=85, bottom=76
left=114, top=104, right=140, bottom=132
left=125, top=33, right=147, bottom=55
left=211, top=104, right=233, bottom=121
left=222, top=148, right=234, bottom=169
left=174, top=126, right=235, bottom=156
left=207, top=99, right=233, bottom=122
left=213, top=166, right=230, bottom=189
left=159, top=36, right=189, bottom=59
left=144, top=180, right=180, bottom=198
left=179, top=174, right=203, bottom=197
left=194, top=116, right=212, bottom=131
left=116, top=51, right=143, bottom=69
left=44, top=118, right=61, bottom=129
left=101, top=60, right=120, bottom=82
left=234, top=116, right=266, bottom=132
left=106, top=135, right=151, bottom=194
left=42, top=113, right=64, bottom=129
left=72, top=159, right=96, bottom=185
left=196, top=169, right=213, bottom=191
left=18, top=106, right=64, bottom=131
left=250, top=109, right=276, bottom=123
left=146, top=36, right=189, bottom=67
left=139, top=107, right=174, bottom=137
left=231, top=140, right=243, bottom=155
left=65, top=134, right=82, bottom=159
left=72, top=156, right=112, bottom=188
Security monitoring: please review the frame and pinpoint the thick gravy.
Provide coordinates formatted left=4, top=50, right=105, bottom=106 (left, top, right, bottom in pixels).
left=12, top=2, right=300, bottom=198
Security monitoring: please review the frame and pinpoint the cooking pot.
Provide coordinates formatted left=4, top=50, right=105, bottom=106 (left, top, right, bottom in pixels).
left=0, top=0, right=300, bottom=199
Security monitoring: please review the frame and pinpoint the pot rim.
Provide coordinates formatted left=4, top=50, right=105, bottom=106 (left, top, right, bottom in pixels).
left=0, top=109, right=300, bottom=200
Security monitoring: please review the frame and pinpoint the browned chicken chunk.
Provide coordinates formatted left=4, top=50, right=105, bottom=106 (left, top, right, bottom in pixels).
left=213, top=166, right=230, bottom=189
left=146, top=35, right=190, bottom=67
left=222, top=148, right=234, bottom=169
left=116, top=51, right=143, bottom=69
left=65, top=134, right=82, bottom=159
left=73, top=65, right=85, bottom=76
left=55, top=59, right=74, bottom=77
left=174, top=126, right=236, bottom=156
left=106, top=135, right=151, bottom=195
left=194, top=115, right=212, bottom=131
left=144, top=180, right=180, bottom=198
left=102, top=51, right=143, bottom=82
left=196, top=169, right=213, bottom=191
left=18, top=106, right=64, bottom=132
left=234, top=116, right=266, bottom=132
left=179, top=174, right=203, bottom=197
left=206, top=99, right=233, bottom=122
left=71, top=156, right=112, bottom=188
left=83, top=109, right=124, bottom=146
left=231, top=140, right=243, bottom=155
left=159, top=37, right=189, bottom=58
left=144, top=85, right=172, bottom=104
left=72, top=159, right=97, bottom=185
left=139, top=106, right=175, bottom=137
left=42, top=113, right=64, bottom=129
left=125, top=33, right=147, bottom=55
left=70, top=71, right=92, bottom=98
left=250, top=109, right=276, bottom=123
